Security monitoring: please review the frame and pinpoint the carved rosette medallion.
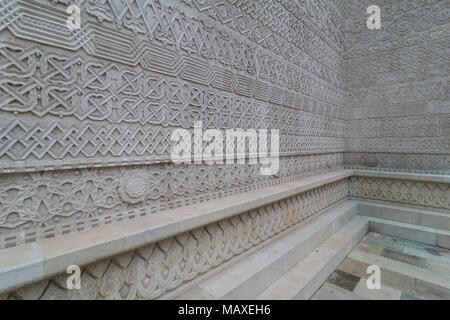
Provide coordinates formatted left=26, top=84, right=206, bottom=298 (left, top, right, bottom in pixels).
left=119, top=170, right=149, bottom=204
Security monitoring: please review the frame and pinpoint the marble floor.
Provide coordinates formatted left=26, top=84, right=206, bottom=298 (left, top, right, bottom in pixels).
left=311, top=232, right=450, bottom=300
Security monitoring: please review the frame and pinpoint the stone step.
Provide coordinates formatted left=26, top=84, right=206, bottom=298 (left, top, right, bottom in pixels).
left=367, top=216, right=450, bottom=249
left=358, top=232, right=450, bottom=277
left=311, top=282, right=367, bottom=300
left=175, top=200, right=359, bottom=300
left=313, top=268, right=409, bottom=300
left=358, top=201, right=450, bottom=231
left=340, top=249, right=450, bottom=299
left=254, top=216, right=369, bottom=300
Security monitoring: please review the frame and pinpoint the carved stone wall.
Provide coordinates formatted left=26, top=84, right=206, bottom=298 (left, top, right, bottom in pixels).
left=0, top=0, right=449, bottom=300
left=0, top=0, right=347, bottom=248
left=342, top=0, right=450, bottom=173
left=349, top=176, right=450, bottom=211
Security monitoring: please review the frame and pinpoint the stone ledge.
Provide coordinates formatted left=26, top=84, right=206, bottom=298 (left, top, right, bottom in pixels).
left=357, top=200, right=450, bottom=230
left=352, top=169, right=450, bottom=184
left=0, top=169, right=353, bottom=294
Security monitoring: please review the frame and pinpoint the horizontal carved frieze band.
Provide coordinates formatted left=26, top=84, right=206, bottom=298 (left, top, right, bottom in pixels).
left=343, top=0, right=450, bottom=59
left=345, top=37, right=449, bottom=89
left=0, top=153, right=344, bottom=249
left=0, top=39, right=346, bottom=122
left=0, top=1, right=347, bottom=108
left=184, top=0, right=346, bottom=85
left=349, top=176, right=450, bottom=210
left=344, top=152, right=450, bottom=174
left=0, top=118, right=345, bottom=170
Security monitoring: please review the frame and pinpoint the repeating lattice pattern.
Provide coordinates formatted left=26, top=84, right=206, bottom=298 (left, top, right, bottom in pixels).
left=343, top=0, right=449, bottom=171
left=344, top=152, right=450, bottom=174
left=0, top=0, right=349, bottom=249
left=0, top=153, right=343, bottom=249
left=0, top=0, right=448, bottom=300
left=349, top=176, right=450, bottom=210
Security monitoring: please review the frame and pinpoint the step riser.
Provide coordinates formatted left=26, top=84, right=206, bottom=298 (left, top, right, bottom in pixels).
left=358, top=202, right=450, bottom=231
left=193, top=202, right=358, bottom=300
left=340, top=252, right=450, bottom=299
left=368, top=219, right=450, bottom=250
left=293, top=221, right=368, bottom=299
left=218, top=204, right=357, bottom=299
left=255, top=217, right=369, bottom=300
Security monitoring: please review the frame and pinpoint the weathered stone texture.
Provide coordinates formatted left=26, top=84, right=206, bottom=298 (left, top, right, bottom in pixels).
left=0, top=0, right=448, bottom=300
left=342, top=0, right=450, bottom=173
left=0, top=0, right=347, bottom=247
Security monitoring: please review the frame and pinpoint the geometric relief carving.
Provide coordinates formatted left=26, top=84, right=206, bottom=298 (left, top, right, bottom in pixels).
left=0, top=0, right=448, bottom=300
left=0, top=119, right=174, bottom=160
left=0, top=1, right=347, bottom=108
left=346, top=38, right=449, bottom=89
left=185, top=0, right=346, bottom=88
left=343, top=0, right=450, bottom=59
left=346, top=80, right=449, bottom=109
left=343, top=0, right=450, bottom=171
left=349, top=176, right=450, bottom=211
left=0, top=118, right=345, bottom=171
left=344, top=152, right=450, bottom=175
left=345, top=112, right=449, bottom=154
left=0, top=38, right=347, bottom=128
left=0, top=35, right=347, bottom=171
left=0, top=37, right=345, bottom=124
left=0, top=0, right=354, bottom=266
left=0, top=153, right=344, bottom=249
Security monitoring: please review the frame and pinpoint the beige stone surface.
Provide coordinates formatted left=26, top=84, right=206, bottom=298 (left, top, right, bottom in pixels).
left=0, top=0, right=448, bottom=300
left=347, top=250, right=450, bottom=290
left=181, top=200, right=358, bottom=300
left=319, top=232, right=450, bottom=300
left=311, top=282, right=366, bottom=300
left=353, top=279, right=402, bottom=300
left=174, top=287, right=214, bottom=300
